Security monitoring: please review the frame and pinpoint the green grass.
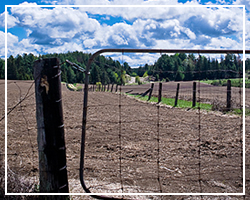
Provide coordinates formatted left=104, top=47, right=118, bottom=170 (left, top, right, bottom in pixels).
left=201, top=78, right=250, bottom=88
left=129, top=94, right=213, bottom=110
left=125, top=81, right=150, bottom=86
left=230, top=108, right=250, bottom=116
left=246, top=109, right=250, bottom=116
left=127, top=94, right=250, bottom=116
left=66, top=83, right=83, bottom=91
left=76, top=84, right=83, bottom=91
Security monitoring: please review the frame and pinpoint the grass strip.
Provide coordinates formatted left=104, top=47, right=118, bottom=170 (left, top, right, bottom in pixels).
left=201, top=78, right=250, bottom=88
left=127, top=94, right=250, bottom=116
left=231, top=108, right=250, bottom=116
left=128, top=94, right=212, bottom=110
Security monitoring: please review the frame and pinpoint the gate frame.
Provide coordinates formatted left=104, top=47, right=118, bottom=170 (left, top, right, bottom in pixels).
left=80, top=48, right=248, bottom=197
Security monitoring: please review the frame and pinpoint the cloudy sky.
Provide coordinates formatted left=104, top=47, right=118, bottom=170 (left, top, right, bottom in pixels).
left=0, top=0, right=249, bottom=67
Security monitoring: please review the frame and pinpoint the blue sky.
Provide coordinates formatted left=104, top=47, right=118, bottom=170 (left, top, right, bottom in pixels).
left=0, top=0, right=249, bottom=66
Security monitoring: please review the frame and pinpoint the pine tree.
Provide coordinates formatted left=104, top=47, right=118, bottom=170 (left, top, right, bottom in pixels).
left=90, top=64, right=101, bottom=84
left=184, top=63, right=193, bottom=81
left=0, top=59, right=4, bottom=79
left=7, top=55, right=17, bottom=80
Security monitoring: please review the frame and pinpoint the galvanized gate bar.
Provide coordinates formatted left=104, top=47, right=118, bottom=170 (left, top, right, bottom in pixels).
left=80, top=48, right=249, bottom=197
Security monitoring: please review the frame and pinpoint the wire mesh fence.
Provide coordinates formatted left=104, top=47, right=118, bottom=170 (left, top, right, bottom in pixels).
left=82, top=80, right=244, bottom=194
left=1, top=67, right=248, bottom=199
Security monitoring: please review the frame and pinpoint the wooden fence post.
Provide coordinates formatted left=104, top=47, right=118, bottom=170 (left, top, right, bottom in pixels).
left=107, top=84, right=110, bottom=92
left=98, top=84, right=101, bottom=91
left=111, top=84, right=114, bottom=92
left=174, top=83, right=180, bottom=107
left=34, top=58, right=69, bottom=195
left=148, top=83, right=154, bottom=101
left=227, top=79, right=231, bottom=110
left=116, top=84, right=118, bottom=92
left=141, top=88, right=151, bottom=97
left=158, top=82, right=162, bottom=103
left=192, top=82, right=196, bottom=107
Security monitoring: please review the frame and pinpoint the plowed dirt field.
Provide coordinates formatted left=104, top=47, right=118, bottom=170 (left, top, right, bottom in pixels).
left=1, top=80, right=249, bottom=200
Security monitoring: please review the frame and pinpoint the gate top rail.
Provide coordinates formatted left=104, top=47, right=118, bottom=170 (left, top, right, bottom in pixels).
left=86, top=48, right=250, bottom=73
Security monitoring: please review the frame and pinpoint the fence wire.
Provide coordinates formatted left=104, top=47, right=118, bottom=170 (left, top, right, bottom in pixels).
left=81, top=55, right=245, bottom=197
left=82, top=80, right=244, bottom=195
left=2, top=67, right=248, bottom=199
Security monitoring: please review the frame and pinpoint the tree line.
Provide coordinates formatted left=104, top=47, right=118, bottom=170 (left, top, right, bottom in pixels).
left=3, top=51, right=132, bottom=85
left=134, top=53, right=247, bottom=82
left=1, top=51, right=250, bottom=83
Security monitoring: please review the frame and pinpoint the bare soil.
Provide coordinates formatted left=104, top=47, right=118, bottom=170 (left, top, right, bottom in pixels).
left=1, top=80, right=249, bottom=199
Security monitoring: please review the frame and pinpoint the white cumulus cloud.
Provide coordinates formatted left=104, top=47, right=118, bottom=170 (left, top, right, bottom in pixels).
left=1, top=1, right=245, bottom=63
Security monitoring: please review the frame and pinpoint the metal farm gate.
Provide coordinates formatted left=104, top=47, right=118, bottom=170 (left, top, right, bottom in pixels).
left=78, top=49, right=248, bottom=199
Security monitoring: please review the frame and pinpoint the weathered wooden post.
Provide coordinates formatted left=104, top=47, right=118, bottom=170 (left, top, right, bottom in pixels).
left=192, top=82, right=196, bottom=107
left=34, top=58, right=69, bottom=195
left=174, top=83, right=180, bottom=107
left=116, top=84, right=118, bottom=92
left=158, top=82, right=162, bottom=103
left=98, top=84, right=101, bottom=91
left=111, top=83, right=114, bottom=93
left=227, top=79, right=231, bottom=110
left=107, top=84, right=110, bottom=92
left=148, top=83, right=154, bottom=101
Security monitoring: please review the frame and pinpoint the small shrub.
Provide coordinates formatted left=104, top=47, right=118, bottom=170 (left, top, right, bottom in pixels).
left=131, top=72, right=137, bottom=77
left=221, top=81, right=227, bottom=86
left=135, top=76, right=142, bottom=85
left=211, top=80, right=220, bottom=86
left=143, top=71, right=148, bottom=78
left=96, top=82, right=102, bottom=91
left=76, top=85, right=83, bottom=91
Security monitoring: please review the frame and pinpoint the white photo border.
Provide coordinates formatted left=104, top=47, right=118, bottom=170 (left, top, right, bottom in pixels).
left=5, top=4, right=246, bottom=196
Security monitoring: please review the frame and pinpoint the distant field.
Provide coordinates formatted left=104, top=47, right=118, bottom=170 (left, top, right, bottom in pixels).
left=201, top=78, right=250, bottom=88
